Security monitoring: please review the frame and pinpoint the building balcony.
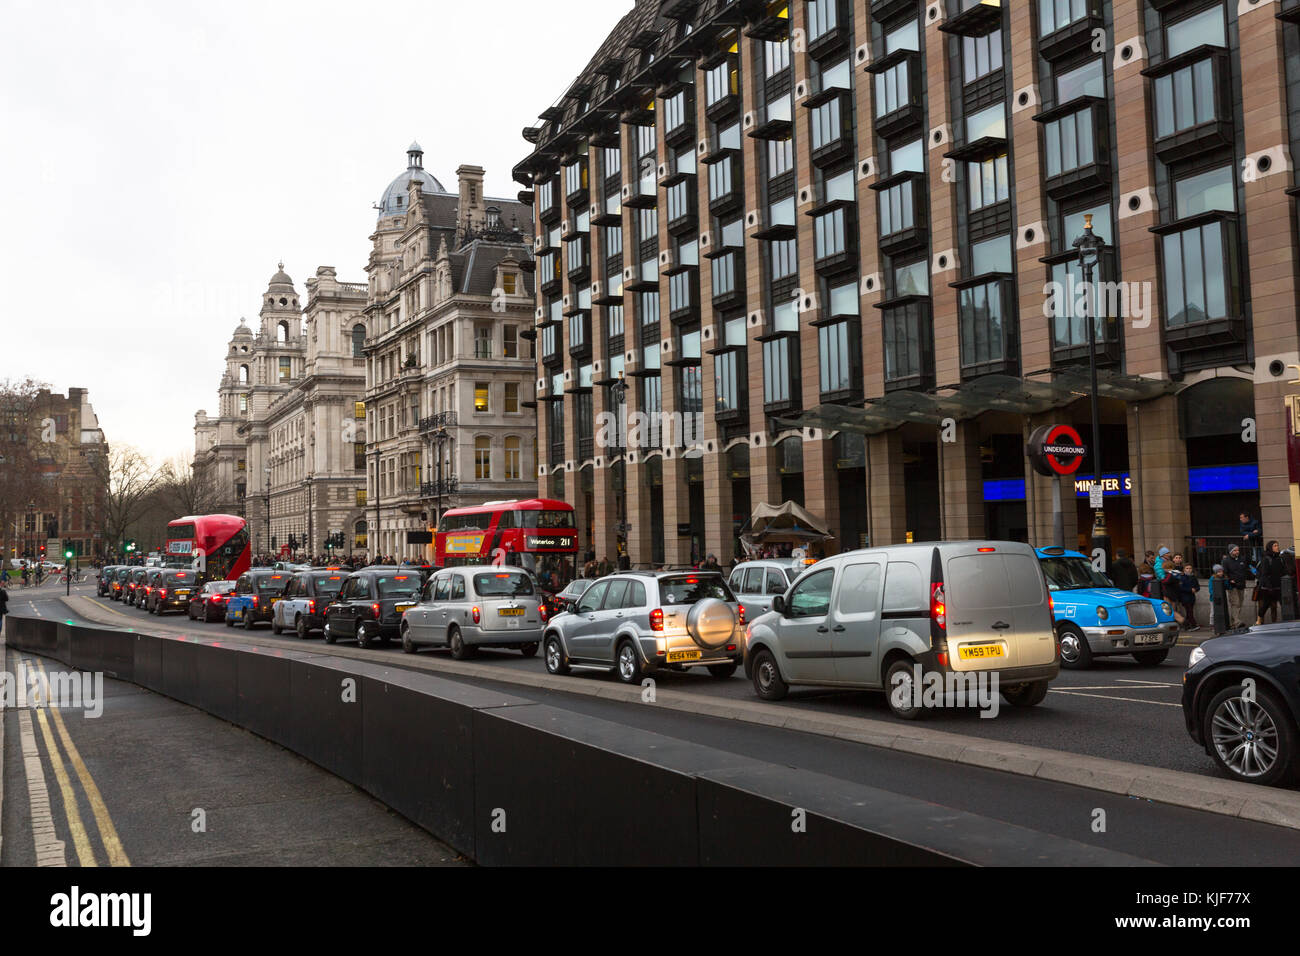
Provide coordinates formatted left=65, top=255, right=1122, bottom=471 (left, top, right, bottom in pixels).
left=1034, top=97, right=1110, bottom=201
left=418, top=411, right=458, bottom=434
left=419, top=477, right=460, bottom=499
left=1037, top=1, right=1104, bottom=62
left=1143, top=47, right=1233, bottom=164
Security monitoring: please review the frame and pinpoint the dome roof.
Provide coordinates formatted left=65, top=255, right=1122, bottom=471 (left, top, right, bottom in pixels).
left=266, top=261, right=295, bottom=294
left=377, top=142, right=446, bottom=219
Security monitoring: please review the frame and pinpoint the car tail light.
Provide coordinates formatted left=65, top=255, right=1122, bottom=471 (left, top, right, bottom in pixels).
left=252, top=596, right=258, bottom=607
left=308, top=600, right=315, bottom=613
left=372, top=603, right=379, bottom=616
left=159, top=589, right=167, bottom=598
left=931, top=585, right=946, bottom=631
left=929, top=548, right=946, bottom=644
left=738, top=604, right=746, bottom=625
left=472, top=605, right=481, bottom=624
left=538, top=603, right=548, bottom=622
left=649, top=608, right=664, bottom=631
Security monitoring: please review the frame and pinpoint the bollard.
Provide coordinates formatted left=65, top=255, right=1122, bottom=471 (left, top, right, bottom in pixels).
left=1283, top=574, right=1298, bottom=623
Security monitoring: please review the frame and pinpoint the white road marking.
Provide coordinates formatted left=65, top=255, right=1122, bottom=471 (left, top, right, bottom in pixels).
left=1049, top=689, right=1182, bottom=707
left=1059, top=684, right=1179, bottom=691
left=1116, top=678, right=1179, bottom=686
left=17, top=706, right=67, bottom=865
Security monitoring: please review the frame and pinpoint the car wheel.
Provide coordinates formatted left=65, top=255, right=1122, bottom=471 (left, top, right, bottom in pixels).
left=1133, top=649, right=1169, bottom=666
left=707, top=663, right=738, bottom=679
left=1204, top=683, right=1298, bottom=786
left=243, top=612, right=255, bottom=630
left=272, top=618, right=283, bottom=635
left=615, top=640, right=643, bottom=684
left=1057, top=624, right=1092, bottom=669
left=751, top=649, right=788, bottom=701
left=544, top=635, right=570, bottom=675
left=401, top=624, right=415, bottom=655
left=356, top=622, right=372, bottom=649
left=885, top=658, right=925, bottom=720
left=449, top=626, right=473, bottom=660
left=323, top=620, right=336, bottom=644
left=1001, top=679, right=1050, bottom=707
left=519, top=642, right=538, bottom=658
left=295, top=616, right=309, bottom=640
left=225, top=616, right=233, bottom=628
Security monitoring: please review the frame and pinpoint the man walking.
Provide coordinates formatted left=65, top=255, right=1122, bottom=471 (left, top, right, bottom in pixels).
left=1110, top=549, right=1138, bottom=591
left=1223, top=544, right=1251, bottom=629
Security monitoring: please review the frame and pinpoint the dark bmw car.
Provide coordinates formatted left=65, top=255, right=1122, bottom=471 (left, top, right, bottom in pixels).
left=148, top=569, right=202, bottom=615
left=188, top=580, right=237, bottom=622
left=1182, top=624, right=1300, bottom=786
left=323, top=568, right=422, bottom=648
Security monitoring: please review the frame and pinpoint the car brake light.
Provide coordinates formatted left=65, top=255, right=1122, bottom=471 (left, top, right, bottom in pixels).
left=308, top=600, right=315, bottom=613
left=649, top=608, right=664, bottom=631
left=538, top=603, right=548, bottom=622
left=738, top=604, right=746, bottom=625
left=931, top=584, right=946, bottom=630
left=252, top=596, right=258, bottom=607
left=978, top=547, right=995, bottom=553
left=472, top=605, right=481, bottom=624
left=159, top=589, right=167, bottom=598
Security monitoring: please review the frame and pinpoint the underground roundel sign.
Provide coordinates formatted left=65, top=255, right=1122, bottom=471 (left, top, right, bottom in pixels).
left=1028, top=424, right=1087, bottom=477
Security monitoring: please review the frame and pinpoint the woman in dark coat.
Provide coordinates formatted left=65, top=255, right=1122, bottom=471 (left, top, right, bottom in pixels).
left=1256, top=540, right=1285, bottom=626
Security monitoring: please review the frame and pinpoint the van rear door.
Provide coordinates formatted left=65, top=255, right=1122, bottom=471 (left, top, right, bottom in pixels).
left=941, top=546, right=1025, bottom=671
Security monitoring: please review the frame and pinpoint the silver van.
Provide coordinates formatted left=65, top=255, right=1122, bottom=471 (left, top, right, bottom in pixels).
left=400, top=566, right=545, bottom=658
left=743, top=541, right=1059, bottom=718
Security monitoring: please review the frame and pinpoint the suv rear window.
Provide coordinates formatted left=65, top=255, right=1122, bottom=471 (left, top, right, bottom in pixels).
left=658, top=575, right=733, bottom=606
left=473, top=571, right=535, bottom=597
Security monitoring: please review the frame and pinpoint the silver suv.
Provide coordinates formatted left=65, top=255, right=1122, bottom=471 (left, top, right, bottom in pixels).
left=543, top=571, right=745, bottom=683
left=727, top=559, right=810, bottom=616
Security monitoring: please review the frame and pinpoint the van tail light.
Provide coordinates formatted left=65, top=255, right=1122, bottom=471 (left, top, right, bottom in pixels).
left=931, top=585, right=946, bottom=631
left=929, top=547, right=946, bottom=646
left=472, top=605, right=481, bottom=624
left=649, top=608, right=664, bottom=631
left=738, top=604, right=746, bottom=625
left=538, top=603, right=548, bottom=622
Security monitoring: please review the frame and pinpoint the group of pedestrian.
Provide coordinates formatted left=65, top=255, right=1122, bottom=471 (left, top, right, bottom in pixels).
left=1, top=564, right=46, bottom=588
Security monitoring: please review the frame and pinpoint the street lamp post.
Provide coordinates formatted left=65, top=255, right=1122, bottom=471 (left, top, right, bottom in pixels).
left=305, top=476, right=314, bottom=562
left=611, top=372, right=629, bottom=565
left=263, top=466, right=272, bottom=559
left=1073, top=214, right=1111, bottom=566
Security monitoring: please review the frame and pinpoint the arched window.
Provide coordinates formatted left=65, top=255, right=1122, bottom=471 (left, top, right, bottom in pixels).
left=278, top=320, right=289, bottom=343
left=504, top=436, right=521, bottom=480
left=475, top=436, right=492, bottom=480
left=351, top=324, right=367, bottom=358
left=239, top=364, right=249, bottom=385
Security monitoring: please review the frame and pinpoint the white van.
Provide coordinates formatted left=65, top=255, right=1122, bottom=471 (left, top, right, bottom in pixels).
left=742, top=541, right=1059, bottom=718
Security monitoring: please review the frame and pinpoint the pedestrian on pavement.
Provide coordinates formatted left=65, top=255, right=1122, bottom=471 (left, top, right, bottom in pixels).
left=1209, top=564, right=1229, bottom=633
left=1222, top=544, right=1251, bottom=628
left=1256, top=540, right=1284, bottom=626
left=1152, top=546, right=1173, bottom=599
left=597, top=555, right=612, bottom=576
left=701, top=553, right=720, bottom=572
left=1111, top=548, right=1138, bottom=591
left=0, top=580, right=8, bottom=636
left=1240, top=512, right=1264, bottom=563
left=1177, top=563, right=1200, bottom=631
left=1136, top=561, right=1155, bottom=598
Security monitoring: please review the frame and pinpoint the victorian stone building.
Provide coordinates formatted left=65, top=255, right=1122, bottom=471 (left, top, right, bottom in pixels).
left=515, top=0, right=1300, bottom=570
left=361, top=144, right=536, bottom=560
left=194, top=264, right=369, bottom=557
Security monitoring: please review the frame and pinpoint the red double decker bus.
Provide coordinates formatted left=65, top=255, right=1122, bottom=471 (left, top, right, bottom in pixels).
left=164, top=515, right=251, bottom=581
left=435, top=499, right=579, bottom=592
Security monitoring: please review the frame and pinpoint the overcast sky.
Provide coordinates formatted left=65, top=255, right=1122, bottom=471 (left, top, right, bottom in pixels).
left=0, top=0, right=625, bottom=467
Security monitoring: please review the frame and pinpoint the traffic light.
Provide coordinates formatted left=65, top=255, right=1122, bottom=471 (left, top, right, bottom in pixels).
left=64, top=540, right=73, bottom=561
left=39, top=545, right=45, bottom=556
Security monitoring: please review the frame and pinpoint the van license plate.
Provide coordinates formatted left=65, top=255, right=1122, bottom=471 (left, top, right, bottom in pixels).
left=959, top=644, right=1004, bottom=660
left=667, top=649, right=701, bottom=663
left=498, top=607, right=524, bottom=616
left=1134, top=633, right=1162, bottom=645
left=396, top=604, right=414, bottom=613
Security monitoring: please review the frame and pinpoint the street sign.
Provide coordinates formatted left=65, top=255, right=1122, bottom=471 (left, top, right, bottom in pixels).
left=1089, top=484, right=1104, bottom=509
left=1027, top=424, right=1088, bottom=477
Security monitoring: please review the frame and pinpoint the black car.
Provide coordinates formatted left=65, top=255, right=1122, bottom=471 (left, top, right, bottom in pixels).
left=125, top=567, right=151, bottom=606
left=1182, top=624, right=1300, bottom=786
left=148, top=569, right=202, bottom=615
left=97, top=565, right=122, bottom=597
left=188, top=580, right=237, bottom=622
left=323, top=568, right=423, bottom=648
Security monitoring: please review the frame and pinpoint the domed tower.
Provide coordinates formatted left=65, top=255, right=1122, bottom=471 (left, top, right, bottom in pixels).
left=221, top=319, right=255, bottom=418
left=255, top=263, right=304, bottom=391
left=368, top=142, right=445, bottom=304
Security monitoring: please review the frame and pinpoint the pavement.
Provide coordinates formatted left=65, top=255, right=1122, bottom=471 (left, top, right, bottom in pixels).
left=41, top=587, right=1300, bottom=840
left=1, top=610, right=466, bottom=866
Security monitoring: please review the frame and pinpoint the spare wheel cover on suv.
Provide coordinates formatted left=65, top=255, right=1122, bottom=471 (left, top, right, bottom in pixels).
left=686, top=598, right=735, bottom=649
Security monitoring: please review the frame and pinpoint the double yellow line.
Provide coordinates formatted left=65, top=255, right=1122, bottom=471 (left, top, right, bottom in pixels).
left=22, top=656, right=130, bottom=867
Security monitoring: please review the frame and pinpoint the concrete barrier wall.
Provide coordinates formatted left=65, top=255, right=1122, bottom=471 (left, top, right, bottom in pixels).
left=3, top=615, right=1149, bottom=866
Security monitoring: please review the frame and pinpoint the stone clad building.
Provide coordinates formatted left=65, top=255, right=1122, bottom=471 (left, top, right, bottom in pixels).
left=194, top=264, right=368, bottom=557
left=514, top=0, right=1300, bottom=571
left=362, top=144, right=537, bottom=560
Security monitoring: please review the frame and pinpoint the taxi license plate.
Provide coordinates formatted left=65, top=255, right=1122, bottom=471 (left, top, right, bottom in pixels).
left=959, top=644, right=1004, bottom=660
left=498, top=607, right=524, bottom=616
left=396, top=604, right=414, bottom=613
left=177, top=591, right=190, bottom=596
left=1134, top=633, right=1162, bottom=645
left=667, top=649, right=701, bottom=663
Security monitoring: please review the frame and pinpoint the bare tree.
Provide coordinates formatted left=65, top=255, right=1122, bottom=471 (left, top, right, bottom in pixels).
left=157, top=455, right=219, bottom=517
left=0, top=377, right=60, bottom=557
left=93, top=445, right=165, bottom=553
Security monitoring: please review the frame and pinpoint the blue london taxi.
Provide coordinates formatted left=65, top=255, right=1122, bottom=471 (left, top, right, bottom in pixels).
left=1036, top=547, right=1179, bottom=668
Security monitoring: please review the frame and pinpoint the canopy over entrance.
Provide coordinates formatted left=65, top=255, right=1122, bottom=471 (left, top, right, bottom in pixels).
left=741, top=501, right=833, bottom=551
